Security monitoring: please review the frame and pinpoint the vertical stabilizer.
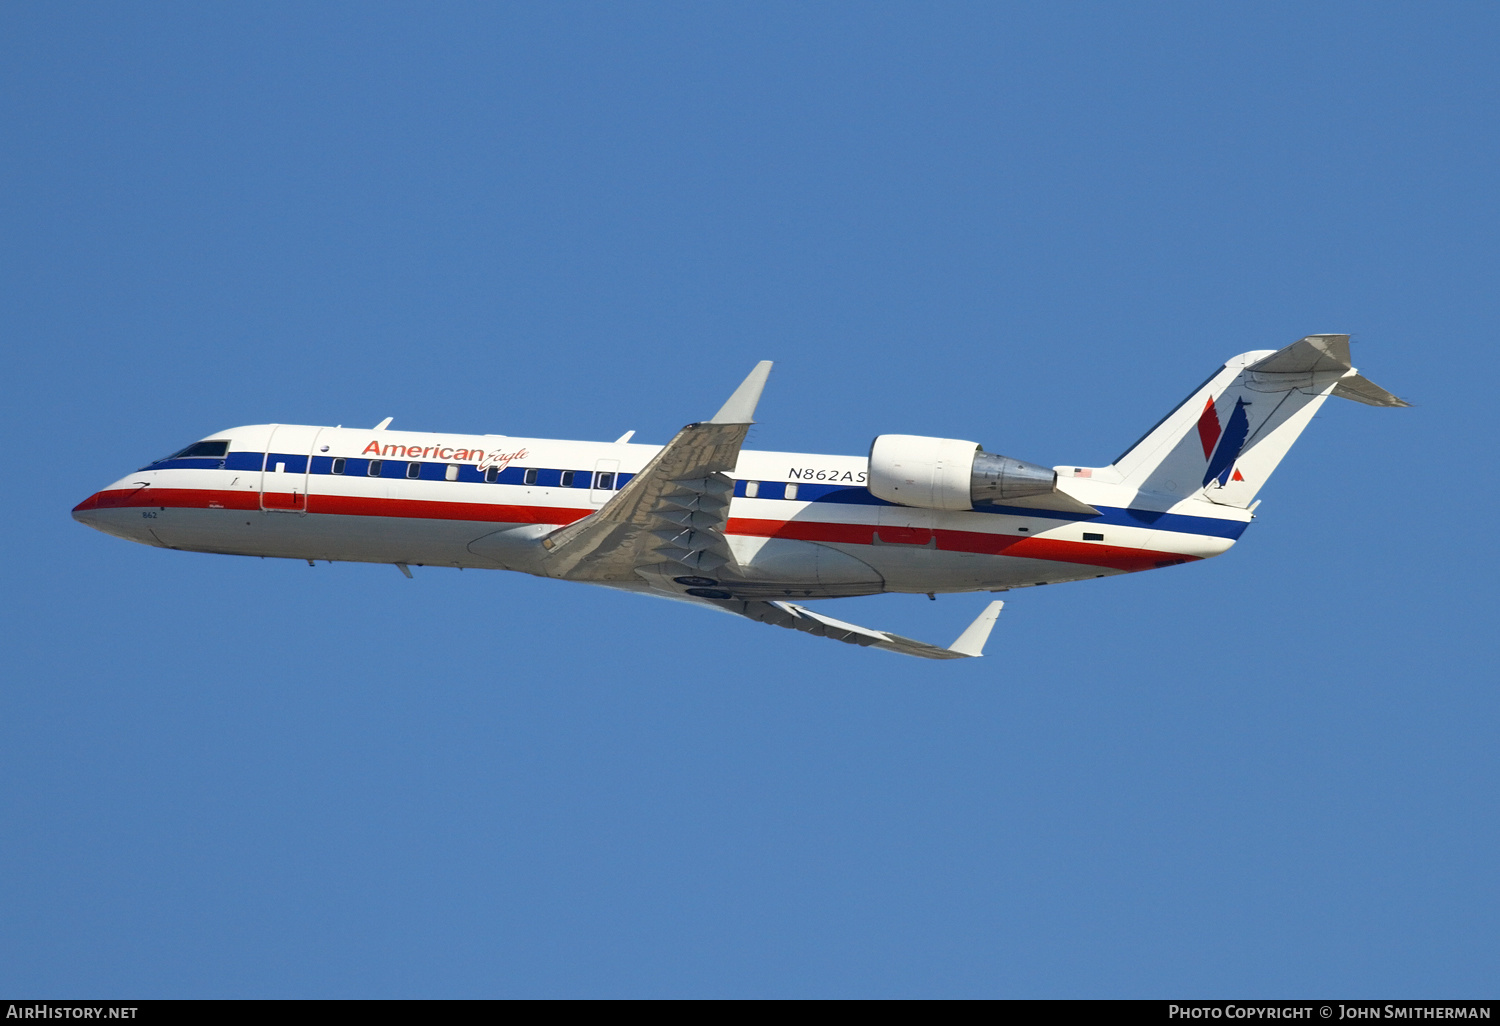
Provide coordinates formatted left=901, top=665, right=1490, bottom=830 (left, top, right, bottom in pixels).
left=1107, top=335, right=1406, bottom=508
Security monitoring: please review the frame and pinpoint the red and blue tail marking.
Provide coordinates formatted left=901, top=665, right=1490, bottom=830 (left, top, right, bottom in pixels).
left=1196, top=396, right=1251, bottom=488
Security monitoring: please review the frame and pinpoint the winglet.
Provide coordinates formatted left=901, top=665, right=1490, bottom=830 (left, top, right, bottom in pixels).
left=948, top=600, right=1004, bottom=657
left=708, top=361, right=774, bottom=424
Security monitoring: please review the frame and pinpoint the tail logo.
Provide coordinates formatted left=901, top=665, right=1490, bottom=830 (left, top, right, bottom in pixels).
left=1196, top=397, right=1223, bottom=458
left=1197, top=396, right=1252, bottom=487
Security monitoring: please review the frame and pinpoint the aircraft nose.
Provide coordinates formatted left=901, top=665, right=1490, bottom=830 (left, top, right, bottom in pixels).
left=72, top=491, right=102, bottom=524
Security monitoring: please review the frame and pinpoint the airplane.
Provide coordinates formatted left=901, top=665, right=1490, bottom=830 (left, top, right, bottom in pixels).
left=72, top=334, right=1405, bottom=660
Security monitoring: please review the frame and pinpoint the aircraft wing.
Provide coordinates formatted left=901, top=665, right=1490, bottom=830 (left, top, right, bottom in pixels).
left=538, top=361, right=772, bottom=581
left=706, top=595, right=1004, bottom=660
left=540, top=361, right=1002, bottom=658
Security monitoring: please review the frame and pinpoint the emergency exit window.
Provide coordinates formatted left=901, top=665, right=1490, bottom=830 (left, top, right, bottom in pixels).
left=595, top=472, right=615, bottom=490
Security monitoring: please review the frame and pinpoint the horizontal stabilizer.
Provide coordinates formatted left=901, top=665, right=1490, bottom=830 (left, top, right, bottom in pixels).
left=1247, top=334, right=1409, bottom=406
left=1332, top=373, right=1410, bottom=407
left=1249, top=333, right=1355, bottom=375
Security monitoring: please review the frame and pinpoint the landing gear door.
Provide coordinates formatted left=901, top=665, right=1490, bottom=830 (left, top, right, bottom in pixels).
left=260, top=424, right=321, bottom=514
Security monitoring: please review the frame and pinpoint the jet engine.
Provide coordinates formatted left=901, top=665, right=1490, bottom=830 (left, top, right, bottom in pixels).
left=867, top=434, right=1058, bottom=511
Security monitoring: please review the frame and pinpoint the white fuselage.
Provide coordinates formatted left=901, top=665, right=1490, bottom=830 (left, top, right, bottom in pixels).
left=73, top=423, right=1249, bottom=597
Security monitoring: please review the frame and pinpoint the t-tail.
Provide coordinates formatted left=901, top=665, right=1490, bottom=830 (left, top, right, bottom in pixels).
left=1105, top=335, right=1407, bottom=508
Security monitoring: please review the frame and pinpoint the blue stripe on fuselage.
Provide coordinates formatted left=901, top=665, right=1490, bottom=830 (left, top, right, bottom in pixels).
left=732, top=480, right=1249, bottom=540
left=193, top=450, right=1248, bottom=540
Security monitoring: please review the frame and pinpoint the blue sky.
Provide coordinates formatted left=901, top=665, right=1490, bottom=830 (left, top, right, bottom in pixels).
left=2, top=1, right=1496, bottom=998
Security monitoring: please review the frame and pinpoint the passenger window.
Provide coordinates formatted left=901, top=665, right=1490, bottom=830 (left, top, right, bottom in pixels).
left=561, top=470, right=575, bottom=487
left=368, top=460, right=383, bottom=476
left=332, top=458, right=346, bottom=475
left=407, top=462, right=421, bottom=479
left=523, top=468, right=537, bottom=485
left=445, top=464, right=459, bottom=482
left=485, top=467, right=499, bottom=483
left=596, top=472, right=615, bottom=490
left=785, top=483, right=799, bottom=500
left=745, top=481, right=759, bottom=498
left=1084, top=532, right=1104, bottom=541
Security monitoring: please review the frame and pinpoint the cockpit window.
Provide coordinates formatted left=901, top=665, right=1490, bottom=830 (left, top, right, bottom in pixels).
left=155, top=440, right=229, bottom=463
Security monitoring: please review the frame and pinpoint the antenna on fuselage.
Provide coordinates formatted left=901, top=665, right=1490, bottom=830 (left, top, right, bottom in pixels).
left=373, top=417, right=393, bottom=430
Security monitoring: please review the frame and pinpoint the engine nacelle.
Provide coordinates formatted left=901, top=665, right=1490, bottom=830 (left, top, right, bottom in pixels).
left=867, top=434, right=1057, bottom=511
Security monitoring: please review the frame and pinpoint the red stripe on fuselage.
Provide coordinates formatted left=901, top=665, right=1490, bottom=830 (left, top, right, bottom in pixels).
left=308, top=492, right=592, bottom=526
left=75, top=487, right=593, bottom=526
left=727, top=517, right=1195, bottom=573
left=76, top=487, right=1198, bottom=572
